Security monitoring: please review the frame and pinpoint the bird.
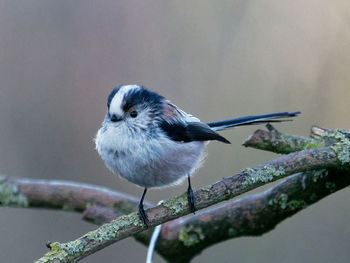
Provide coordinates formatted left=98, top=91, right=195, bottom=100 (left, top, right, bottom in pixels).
left=95, top=84, right=300, bottom=225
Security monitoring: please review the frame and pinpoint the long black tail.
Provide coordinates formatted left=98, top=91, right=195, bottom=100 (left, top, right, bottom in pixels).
left=207, top=111, right=300, bottom=131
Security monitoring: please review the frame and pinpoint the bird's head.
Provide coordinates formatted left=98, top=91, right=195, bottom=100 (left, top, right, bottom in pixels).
left=105, top=85, right=165, bottom=132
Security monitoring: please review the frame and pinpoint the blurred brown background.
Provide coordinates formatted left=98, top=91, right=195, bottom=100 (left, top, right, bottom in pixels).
left=0, top=0, right=350, bottom=262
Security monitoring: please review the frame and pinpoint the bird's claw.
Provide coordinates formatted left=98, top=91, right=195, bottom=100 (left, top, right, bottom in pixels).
left=138, top=203, right=149, bottom=227
left=187, top=185, right=196, bottom=214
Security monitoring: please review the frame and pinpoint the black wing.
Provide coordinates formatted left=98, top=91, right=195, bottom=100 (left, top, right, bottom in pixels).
left=160, top=121, right=230, bottom=144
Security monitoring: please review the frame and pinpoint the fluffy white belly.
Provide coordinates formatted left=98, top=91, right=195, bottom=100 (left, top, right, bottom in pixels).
left=96, top=127, right=206, bottom=188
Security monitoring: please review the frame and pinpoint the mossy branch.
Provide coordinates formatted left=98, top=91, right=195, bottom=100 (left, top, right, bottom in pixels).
left=34, top=126, right=350, bottom=263
left=242, top=123, right=326, bottom=153
left=1, top=125, right=349, bottom=262
left=82, top=168, right=350, bottom=263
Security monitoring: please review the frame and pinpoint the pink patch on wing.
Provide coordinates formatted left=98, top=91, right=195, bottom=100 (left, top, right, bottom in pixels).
left=162, top=102, right=182, bottom=122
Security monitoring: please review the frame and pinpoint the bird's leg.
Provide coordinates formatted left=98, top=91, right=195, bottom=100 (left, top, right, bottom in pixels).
left=138, top=188, right=149, bottom=226
left=187, top=174, right=196, bottom=214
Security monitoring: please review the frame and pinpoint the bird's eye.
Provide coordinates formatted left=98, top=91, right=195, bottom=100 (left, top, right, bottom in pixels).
left=129, top=110, right=138, bottom=118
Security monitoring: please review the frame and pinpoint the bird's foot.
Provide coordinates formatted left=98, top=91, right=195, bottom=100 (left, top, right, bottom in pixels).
left=138, top=202, right=149, bottom=227
left=187, top=185, right=196, bottom=214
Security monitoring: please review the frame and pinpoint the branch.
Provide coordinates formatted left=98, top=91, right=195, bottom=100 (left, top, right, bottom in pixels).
left=242, top=123, right=326, bottom=153
left=243, top=124, right=350, bottom=160
left=82, top=168, right=350, bottom=263
left=0, top=176, right=152, bottom=213
left=156, top=168, right=350, bottom=262
left=1, top=125, right=347, bottom=262
left=35, top=138, right=349, bottom=262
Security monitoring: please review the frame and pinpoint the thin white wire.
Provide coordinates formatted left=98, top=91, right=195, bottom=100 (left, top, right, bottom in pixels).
left=146, top=224, right=162, bottom=263
left=146, top=200, right=164, bottom=263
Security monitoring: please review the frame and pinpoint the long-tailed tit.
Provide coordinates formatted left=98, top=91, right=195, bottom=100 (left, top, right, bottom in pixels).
left=95, top=84, right=300, bottom=225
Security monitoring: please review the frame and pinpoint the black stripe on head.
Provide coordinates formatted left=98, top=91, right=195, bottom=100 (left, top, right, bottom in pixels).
left=107, top=86, right=121, bottom=109
left=122, top=86, right=164, bottom=112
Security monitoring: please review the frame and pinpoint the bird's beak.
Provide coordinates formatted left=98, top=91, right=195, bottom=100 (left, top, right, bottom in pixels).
left=109, top=113, right=123, bottom=123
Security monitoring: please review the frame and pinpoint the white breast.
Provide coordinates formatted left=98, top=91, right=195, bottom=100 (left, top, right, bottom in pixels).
left=95, top=125, right=206, bottom=188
